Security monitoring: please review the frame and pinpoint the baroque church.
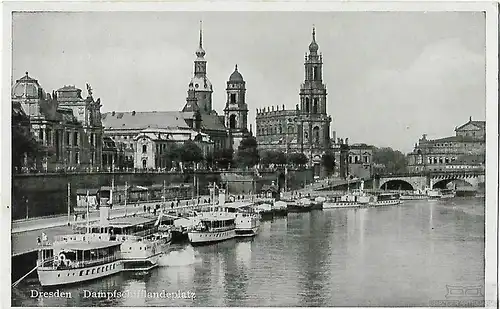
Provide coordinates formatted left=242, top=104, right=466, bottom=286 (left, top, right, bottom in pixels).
left=255, top=27, right=332, bottom=176
left=101, top=23, right=251, bottom=170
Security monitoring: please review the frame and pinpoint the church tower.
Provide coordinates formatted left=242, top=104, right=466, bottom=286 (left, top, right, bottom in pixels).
left=298, top=27, right=331, bottom=171
left=224, top=64, right=249, bottom=152
left=300, top=27, right=327, bottom=115
left=185, top=21, right=213, bottom=115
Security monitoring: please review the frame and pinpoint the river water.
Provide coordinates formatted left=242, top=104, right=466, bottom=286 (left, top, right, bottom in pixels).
left=12, top=197, right=485, bottom=307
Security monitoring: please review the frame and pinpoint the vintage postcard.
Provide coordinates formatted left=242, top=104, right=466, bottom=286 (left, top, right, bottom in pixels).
left=4, top=1, right=498, bottom=308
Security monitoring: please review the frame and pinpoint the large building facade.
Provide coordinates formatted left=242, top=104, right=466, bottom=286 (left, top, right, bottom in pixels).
left=11, top=72, right=103, bottom=172
left=255, top=28, right=332, bottom=175
left=102, top=23, right=251, bottom=169
left=407, top=117, right=486, bottom=173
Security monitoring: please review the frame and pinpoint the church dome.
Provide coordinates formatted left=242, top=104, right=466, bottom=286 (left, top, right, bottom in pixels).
left=229, top=65, right=244, bottom=82
left=189, top=75, right=213, bottom=91
left=12, top=72, right=45, bottom=99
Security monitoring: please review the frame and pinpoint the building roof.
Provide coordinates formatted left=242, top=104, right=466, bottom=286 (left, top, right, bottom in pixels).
left=56, top=85, right=83, bottom=100
left=102, top=111, right=190, bottom=130
left=428, top=135, right=481, bottom=143
left=229, top=65, right=244, bottom=82
left=456, top=119, right=486, bottom=131
left=108, top=216, right=156, bottom=227
left=199, top=113, right=226, bottom=131
left=12, top=72, right=45, bottom=99
left=54, top=240, right=121, bottom=251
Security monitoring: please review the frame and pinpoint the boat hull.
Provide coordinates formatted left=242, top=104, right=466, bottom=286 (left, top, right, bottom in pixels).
left=368, top=200, right=401, bottom=207
left=323, top=202, right=360, bottom=209
left=37, top=260, right=123, bottom=287
left=400, top=195, right=428, bottom=200
left=272, top=209, right=288, bottom=217
left=287, top=205, right=311, bottom=213
left=188, top=229, right=236, bottom=246
left=122, top=252, right=162, bottom=272
left=235, top=226, right=259, bottom=237
left=311, top=202, right=324, bottom=210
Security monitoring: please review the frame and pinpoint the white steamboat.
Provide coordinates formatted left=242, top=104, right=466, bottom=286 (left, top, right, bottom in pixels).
left=188, top=212, right=236, bottom=245
left=36, top=233, right=123, bottom=287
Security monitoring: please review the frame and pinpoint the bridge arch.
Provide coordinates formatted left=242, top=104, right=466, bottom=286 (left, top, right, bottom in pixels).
left=432, top=178, right=474, bottom=189
left=379, top=179, right=415, bottom=190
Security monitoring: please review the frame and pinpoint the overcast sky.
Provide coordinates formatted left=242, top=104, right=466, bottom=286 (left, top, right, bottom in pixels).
left=12, top=11, right=486, bottom=153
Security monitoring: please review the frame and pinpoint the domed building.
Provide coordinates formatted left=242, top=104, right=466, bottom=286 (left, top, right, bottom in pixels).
left=11, top=72, right=104, bottom=172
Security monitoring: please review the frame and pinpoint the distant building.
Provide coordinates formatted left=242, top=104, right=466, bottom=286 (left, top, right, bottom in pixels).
left=102, top=23, right=251, bottom=170
left=347, top=143, right=374, bottom=180
left=330, top=138, right=374, bottom=180
left=407, top=117, right=486, bottom=173
left=101, top=111, right=213, bottom=170
left=255, top=27, right=332, bottom=177
left=11, top=72, right=103, bottom=172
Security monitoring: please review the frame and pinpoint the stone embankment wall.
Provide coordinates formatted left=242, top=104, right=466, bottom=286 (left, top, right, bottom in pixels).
left=11, top=168, right=313, bottom=220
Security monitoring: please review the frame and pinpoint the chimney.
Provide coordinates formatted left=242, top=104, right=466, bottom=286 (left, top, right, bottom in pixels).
left=469, top=116, right=472, bottom=122
left=100, top=202, right=110, bottom=227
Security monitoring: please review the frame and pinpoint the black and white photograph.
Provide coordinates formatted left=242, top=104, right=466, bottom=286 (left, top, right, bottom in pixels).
left=5, top=2, right=498, bottom=307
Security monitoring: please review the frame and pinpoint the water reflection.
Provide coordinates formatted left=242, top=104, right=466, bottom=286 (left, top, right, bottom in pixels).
left=12, top=198, right=485, bottom=307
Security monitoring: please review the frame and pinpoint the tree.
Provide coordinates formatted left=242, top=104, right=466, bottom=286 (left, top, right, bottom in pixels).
left=321, top=151, right=336, bottom=175
left=259, top=150, right=287, bottom=166
left=214, top=148, right=234, bottom=169
left=372, top=147, right=408, bottom=174
left=235, top=137, right=260, bottom=168
left=286, top=152, right=308, bottom=166
left=181, top=141, right=204, bottom=165
left=12, top=107, right=44, bottom=172
left=163, top=143, right=183, bottom=169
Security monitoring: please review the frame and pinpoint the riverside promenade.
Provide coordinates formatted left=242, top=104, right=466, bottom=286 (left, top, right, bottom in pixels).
left=12, top=194, right=265, bottom=256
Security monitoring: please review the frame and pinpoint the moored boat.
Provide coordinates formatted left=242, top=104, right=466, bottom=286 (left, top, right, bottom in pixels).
left=367, top=193, right=401, bottom=207
left=120, top=237, right=163, bottom=272
left=311, top=196, right=326, bottom=210
left=323, top=192, right=362, bottom=209
left=36, top=233, right=123, bottom=287
left=272, top=201, right=288, bottom=216
left=188, top=213, right=236, bottom=246
left=287, top=198, right=312, bottom=213
left=234, top=211, right=260, bottom=237
left=255, top=203, right=274, bottom=219
left=426, top=189, right=442, bottom=199
left=440, top=188, right=456, bottom=199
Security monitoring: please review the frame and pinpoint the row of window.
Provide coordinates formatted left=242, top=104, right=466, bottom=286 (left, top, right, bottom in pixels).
left=38, top=128, right=93, bottom=147
left=199, top=231, right=230, bottom=238
left=348, top=156, right=370, bottom=164
left=57, top=263, right=118, bottom=278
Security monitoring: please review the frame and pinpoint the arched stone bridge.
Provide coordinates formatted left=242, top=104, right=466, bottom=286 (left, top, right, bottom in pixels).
left=378, top=170, right=485, bottom=190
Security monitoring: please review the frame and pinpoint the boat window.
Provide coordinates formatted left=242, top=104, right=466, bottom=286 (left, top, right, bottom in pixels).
left=92, top=269, right=95, bottom=274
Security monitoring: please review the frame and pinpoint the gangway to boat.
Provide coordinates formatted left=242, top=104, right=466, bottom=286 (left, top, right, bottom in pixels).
left=12, top=265, right=38, bottom=287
